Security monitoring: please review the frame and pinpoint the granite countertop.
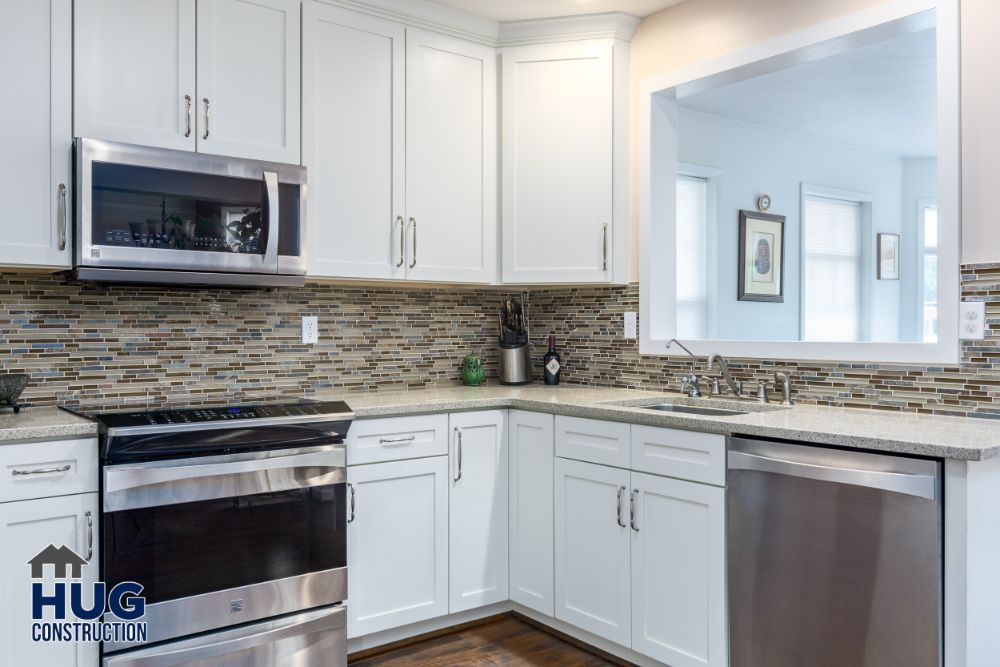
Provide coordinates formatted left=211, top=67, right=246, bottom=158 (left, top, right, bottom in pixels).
left=318, top=384, right=1000, bottom=461
left=0, top=406, right=98, bottom=443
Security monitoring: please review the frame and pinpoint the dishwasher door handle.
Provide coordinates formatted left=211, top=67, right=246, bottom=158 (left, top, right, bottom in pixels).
left=728, top=450, right=937, bottom=500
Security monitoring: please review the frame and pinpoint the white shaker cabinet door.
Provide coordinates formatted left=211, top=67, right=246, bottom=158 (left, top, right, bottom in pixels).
left=508, top=410, right=555, bottom=616
left=303, top=2, right=405, bottom=279
left=554, top=457, right=631, bottom=646
left=346, top=457, right=449, bottom=638
left=0, top=0, right=72, bottom=268
left=74, top=0, right=196, bottom=151
left=196, top=0, right=300, bottom=162
left=449, top=411, right=508, bottom=612
left=0, top=493, right=99, bottom=667
left=630, top=471, right=727, bottom=667
left=501, top=40, right=614, bottom=284
left=404, top=29, right=497, bottom=283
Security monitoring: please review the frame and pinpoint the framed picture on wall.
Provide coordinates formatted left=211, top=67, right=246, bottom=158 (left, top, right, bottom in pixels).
left=738, top=210, right=785, bottom=302
left=878, top=233, right=900, bottom=280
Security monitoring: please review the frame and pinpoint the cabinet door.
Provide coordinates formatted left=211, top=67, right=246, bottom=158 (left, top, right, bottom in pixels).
left=449, top=411, right=508, bottom=612
left=74, top=0, right=196, bottom=151
left=509, top=411, right=555, bottom=616
left=0, top=0, right=72, bottom=268
left=346, top=457, right=448, bottom=638
left=554, top=457, right=630, bottom=646
left=0, top=493, right=99, bottom=667
left=501, top=40, right=613, bottom=283
left=630, top=471, right=727, bottom=667
left=303, top=2, right=405, bottom=279
left=197, top=0, right=300, bottom=162
left=404, top=29, right=497, bottom=283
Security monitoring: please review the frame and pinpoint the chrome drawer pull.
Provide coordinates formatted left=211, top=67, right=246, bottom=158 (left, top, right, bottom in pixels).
left=347, top=483, right=356, bottom=523
left=629, top=488, right=639, bottom=532
left=85, top=511, right=93, bottom=561
left=378, top=435, right=416, bottom=445
left=616, top=485, right=626, bottom=527
left=184, top=94, right=192, bottom=137
left=57, top=183, right=67, bottom=250
left=395, top=215, right=405, bottom=268
left=453, top=427, right=462, bottom=482
left=602, top=222, right=608, bottom=271
left=12, top=464, right=71, bottom=476
left=202, top=97, right=210, bottom=140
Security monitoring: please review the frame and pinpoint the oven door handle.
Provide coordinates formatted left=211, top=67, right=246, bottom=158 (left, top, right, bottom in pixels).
left=262, top=170, right=280, bottom=269
left=104, top=448, right=345, bottom=512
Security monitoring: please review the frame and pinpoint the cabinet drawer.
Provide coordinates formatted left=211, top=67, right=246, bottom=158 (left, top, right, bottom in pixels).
left=631, top=425, right=725, bottom=486
left=0, top=438, right=98, bottom=503
left=347, top=414, right=449, bottom=465
left=555, top=416, right=629, bottom=468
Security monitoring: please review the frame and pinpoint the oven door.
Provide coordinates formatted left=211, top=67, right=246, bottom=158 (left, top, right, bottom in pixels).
left=101, top=445, right=346, bottom=652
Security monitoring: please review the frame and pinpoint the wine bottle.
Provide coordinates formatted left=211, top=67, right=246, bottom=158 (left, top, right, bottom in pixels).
left=543, top=335, right=561, bottom=385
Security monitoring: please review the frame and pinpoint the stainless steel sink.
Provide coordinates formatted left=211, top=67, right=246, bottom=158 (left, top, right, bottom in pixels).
left=642, top=403, right=748, bottom=416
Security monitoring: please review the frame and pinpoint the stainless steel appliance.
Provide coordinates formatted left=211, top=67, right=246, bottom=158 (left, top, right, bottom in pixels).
left=498, top=295, right=532, bottom=385
left=87, top=400, right=353, bottom=666
left=727, top=437, right=942, bottom=667
left=73, top=138, right=306, bottom=287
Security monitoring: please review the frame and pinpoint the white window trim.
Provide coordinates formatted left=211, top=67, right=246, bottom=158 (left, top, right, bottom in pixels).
left=916, top=197, right=939, bottom=339
left=637, top=0, right=961, bottom=364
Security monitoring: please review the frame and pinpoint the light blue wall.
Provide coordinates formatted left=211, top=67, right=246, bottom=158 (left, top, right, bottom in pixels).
left=677, top=107, right=913, bottom=341
left=899, top=157, right=939, bottom=341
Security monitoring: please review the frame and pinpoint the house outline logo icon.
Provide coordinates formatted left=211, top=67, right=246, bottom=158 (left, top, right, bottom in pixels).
left=28, top=544, right=88, bottom=580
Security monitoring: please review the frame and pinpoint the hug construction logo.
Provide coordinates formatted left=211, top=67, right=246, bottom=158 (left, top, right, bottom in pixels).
left=28, top=544, right=147, bottom=644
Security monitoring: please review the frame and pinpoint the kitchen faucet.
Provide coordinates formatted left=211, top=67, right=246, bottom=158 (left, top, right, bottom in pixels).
left=667, top=339, right=702, bottom=398
left=707, top=353, right=742, bottom=397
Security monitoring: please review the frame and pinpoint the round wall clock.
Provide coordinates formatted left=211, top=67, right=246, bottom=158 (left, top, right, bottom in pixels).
left=757, top=193, right=772, bottom=212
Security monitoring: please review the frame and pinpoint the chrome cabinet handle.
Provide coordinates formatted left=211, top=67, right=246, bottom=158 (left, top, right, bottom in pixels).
left=453, top=427, right=462, bottom=482
left=57, top=183, right=67, bottom=251
left=602, top=222, right=608, bottom=271
left=408, top=217, right=417, bottom=269
left=184, top=94, right=192, bottom=137
left=616, top=486, right=626, bottom=527
left=395, top=216, right=404, bottom=268
left=85, top=511, right=93, bottom=561
left=202, top=97, right=210, bottom=140
left=12, top=464, right=70, bottom=477
left=629, top=488, right=639, bottom=532
left=379, top=435, right=415, bottom=445
left=347, top=483, right=355, bottom=523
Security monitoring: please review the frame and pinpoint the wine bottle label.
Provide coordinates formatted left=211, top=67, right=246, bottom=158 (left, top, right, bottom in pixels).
left=545, top=359, right=561, bottom=375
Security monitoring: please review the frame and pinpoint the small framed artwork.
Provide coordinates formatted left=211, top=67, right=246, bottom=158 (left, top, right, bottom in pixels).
left=877, top=233, right=900, bottom=280
left=738, top=210, right=785, bottom=302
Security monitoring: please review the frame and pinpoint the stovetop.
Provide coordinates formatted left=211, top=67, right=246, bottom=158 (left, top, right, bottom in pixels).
left=84, top=400, right=352, bottom=431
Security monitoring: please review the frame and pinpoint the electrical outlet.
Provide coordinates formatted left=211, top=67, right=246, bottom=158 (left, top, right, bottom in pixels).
left=960, top=301, right=986, bottom=340
left=301, top=316, right=319, bottom=344
left=624, top=311, right=637, bottom=339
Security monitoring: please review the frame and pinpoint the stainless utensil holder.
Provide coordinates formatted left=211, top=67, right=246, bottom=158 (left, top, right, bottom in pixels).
left=499, top=344, right=532, bottom=385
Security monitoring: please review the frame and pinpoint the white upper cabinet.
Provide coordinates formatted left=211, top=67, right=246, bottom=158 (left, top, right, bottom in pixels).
left=0, top=0, right=72, bottom=268
left=74, top=0, right=196, bottom=151
left=404, top=29, right=497, bottom=283
left=501, top=39, right=626, bottom=284
left=303, top=2, right=405, bottom=280
left=197, top=0, right=300, bottom=163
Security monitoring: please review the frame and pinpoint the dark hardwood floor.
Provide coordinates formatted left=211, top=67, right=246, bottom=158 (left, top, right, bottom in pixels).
left=349, top=615, right=625, bottom=666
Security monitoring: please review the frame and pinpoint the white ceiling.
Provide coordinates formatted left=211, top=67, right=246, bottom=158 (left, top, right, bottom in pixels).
left=426, top=0, right=686, bottom=22
left=679, top=28, right=937, bottom=157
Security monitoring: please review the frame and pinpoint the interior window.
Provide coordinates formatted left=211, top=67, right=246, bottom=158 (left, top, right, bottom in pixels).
left=803, top=194, right=863, bottom=342
left=921, top=203, right=939, bottom=342
left=676, top=174, right=709, bottom=338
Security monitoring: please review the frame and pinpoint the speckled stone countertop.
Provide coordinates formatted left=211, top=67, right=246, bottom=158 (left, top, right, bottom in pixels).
left=0, top=407, right=97, bottom=443
left=317, top=384, right=1000, bottom=461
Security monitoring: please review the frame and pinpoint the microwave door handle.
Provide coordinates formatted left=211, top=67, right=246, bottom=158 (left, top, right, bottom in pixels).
left=263, top=170, right=279, bottom=269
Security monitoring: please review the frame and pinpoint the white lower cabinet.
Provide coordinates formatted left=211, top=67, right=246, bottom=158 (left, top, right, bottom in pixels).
left=630, top=471, right=727, bottom=667
left=0, top=493, right=99, bottom=667
left=554, top=457, right=631, bottom=646
left=449, top=411, right=508, bottom=612
left=346, top=457, right=449, bottom=638
left=508, top=410, right=555, bottom=616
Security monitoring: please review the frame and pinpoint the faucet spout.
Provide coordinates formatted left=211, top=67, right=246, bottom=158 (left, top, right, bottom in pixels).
left=707, top=353, right=742, bottom=396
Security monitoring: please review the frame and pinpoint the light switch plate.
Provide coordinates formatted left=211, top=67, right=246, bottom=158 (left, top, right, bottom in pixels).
left=960, top=301, right=986, bottom=340
left=302, top=316, right=319, bottom=344
left=624, top=311, right=637, bottom=340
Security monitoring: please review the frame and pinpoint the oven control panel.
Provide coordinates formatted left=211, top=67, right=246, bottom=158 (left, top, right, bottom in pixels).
left=91, top=401, right=352, bottom=430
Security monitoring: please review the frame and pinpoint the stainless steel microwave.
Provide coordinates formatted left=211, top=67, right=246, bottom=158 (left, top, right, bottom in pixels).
left=73, top=138, right=306, bottom=287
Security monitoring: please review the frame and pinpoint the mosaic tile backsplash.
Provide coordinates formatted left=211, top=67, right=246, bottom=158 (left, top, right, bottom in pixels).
left=0, top=265, right=997, bottom=415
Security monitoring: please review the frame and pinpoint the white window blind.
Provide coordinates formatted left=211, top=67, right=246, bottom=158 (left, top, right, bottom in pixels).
left=676, top=175, right=708, bottom=338
left=803, top=195, right=862, bottom=342
left=922, top=204, right=938, bottom=342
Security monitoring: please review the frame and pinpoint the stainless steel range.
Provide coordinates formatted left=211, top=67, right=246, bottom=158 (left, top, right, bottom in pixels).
left=85, top=400, right=353, bottom=666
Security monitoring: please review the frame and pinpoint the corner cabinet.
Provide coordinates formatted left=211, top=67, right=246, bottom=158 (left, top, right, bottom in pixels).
left=500, top=39, right=628, bottom=284
left=74, top=0, right=300, bottom=162
left=0, top=0, right=72, bottom=269
left=304, top=2, right=497, bottom=283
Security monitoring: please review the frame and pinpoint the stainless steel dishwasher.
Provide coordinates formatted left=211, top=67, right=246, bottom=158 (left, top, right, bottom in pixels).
left=727, top=437, right=942, bottom=667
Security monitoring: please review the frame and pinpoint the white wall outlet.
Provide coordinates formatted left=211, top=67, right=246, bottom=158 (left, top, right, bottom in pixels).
left=624, top=311, right=638, bottom=340
left=960, top=301, right=986, bottom=340
left=301, top=316, right=319, bottom=344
